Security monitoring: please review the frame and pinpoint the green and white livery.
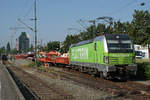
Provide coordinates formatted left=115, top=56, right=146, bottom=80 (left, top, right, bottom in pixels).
left=69, top=34, right=137, bottom=80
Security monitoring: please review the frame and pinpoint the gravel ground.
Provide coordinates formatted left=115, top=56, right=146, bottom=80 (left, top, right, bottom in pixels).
left=30, top=70, right=113, bottom=100
left=11, top=59, right=150, bottom=100
left=134, top=80, right=150, bottom=86
left=7, top=64, right=74, bottom=100
left=12, top=60, right=116, bottom=100
left=12, top=59, right=31, bottom=67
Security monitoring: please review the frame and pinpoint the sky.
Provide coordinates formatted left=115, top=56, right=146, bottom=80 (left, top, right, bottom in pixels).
left=0, top=0, right=150, bottom=48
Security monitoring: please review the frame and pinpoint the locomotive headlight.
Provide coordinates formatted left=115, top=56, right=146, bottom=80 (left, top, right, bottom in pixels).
left=104, top=56, right=109, bottom=63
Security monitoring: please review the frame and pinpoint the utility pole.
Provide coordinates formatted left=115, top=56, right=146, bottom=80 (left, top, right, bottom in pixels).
left=34, top=0, right=38, bottom=66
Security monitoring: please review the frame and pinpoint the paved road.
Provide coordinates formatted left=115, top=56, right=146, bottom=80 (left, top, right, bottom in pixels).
left=0, top=64, right=24, bottom=100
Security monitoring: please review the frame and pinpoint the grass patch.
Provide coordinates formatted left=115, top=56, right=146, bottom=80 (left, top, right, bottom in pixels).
left=28, top=62, right=35, bottom=67
left=37, top=66, right=47, bottom=72
left=37, top=65, right=64, bottom=77
left=136, top=59, right=150, bottom=63
left=24, top=61, right=43, bottom=68
left=19, top=61, right=35, bottom=69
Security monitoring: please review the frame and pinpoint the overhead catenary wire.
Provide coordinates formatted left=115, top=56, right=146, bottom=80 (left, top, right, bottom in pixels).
left=107, top=0, right=138, bottom=16
left=17, top=0, right=31, bottom=21
left=16, top=0, right=35, bottom=29
left=10, top=0, right=37, bottom=50
left=11, top=0, right=34, bottom=37
left=22, top=2, right=34, bottom=20
left=77, top=19, right=89, bottom=31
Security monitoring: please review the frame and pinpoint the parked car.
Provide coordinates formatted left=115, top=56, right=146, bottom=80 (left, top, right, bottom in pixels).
left=135, top=51, right=142, bottom=59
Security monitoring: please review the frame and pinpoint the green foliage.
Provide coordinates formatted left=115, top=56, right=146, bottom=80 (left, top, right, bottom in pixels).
left=40, top=10, right=150, bottom=54
left=37, top=60, right=43, bottom=67
left=136, top=63, right=146, bottom=79
left=6, top=42, right=11, bottom=54
left=11, top=49, right=18, bottom=54
left=113, top=21, right=126, bottom=34
left=0, top=47, right=6, bottom=56
left=28, top=62, right=35, bottom=67
left=61, top=34, right=81, bottom=53
left=136, top=59, right=150, bottom=63
left=131, top=10, right=150, bottom=45
left=37, top=66, right=47, bottom=72
left=136, top=62, right=150, bottom=80
left=144, top=64, right=150, bottom=80
left=27, top=61, right=42, bottom=68
left=26, top=44, right=34, bottom=52
left=47, top=41, right=60, bottom=52
left=96, top=23, right=106, bottom=35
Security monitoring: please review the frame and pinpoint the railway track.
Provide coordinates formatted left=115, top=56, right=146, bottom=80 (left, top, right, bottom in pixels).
left=6, top=65, right=74, bottom=100
left=6, top=62, right=150, bottom=100
left=45, top=65, right=150, bottom=100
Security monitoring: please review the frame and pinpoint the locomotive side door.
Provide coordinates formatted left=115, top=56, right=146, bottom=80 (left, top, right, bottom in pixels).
left=94, top=41, right=98, bottom=65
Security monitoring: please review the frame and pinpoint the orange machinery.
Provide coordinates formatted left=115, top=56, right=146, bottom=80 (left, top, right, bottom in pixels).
left=39, top=51, right=69, bottom=66
left=39, top=51, right=58, bottom=64
left=55, top=57, right=69, bottom=65
left=46, top=51, right=59, bottom=65
left=39, top=52, right=47, bottom=63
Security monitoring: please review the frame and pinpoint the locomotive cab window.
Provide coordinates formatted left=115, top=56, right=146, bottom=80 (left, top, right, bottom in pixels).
left=106, top=39, right=133, bottom=53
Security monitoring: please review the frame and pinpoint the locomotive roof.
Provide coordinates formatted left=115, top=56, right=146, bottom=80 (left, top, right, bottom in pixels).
left=70, top=34, right=130, bottom=47
left=70, top=39, right=93, bottom=47
left=105, top=34, right=130, bottom=40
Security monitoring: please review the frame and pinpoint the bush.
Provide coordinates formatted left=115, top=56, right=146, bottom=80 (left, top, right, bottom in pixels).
left=36, top=61, right=43, bottom=67
left=37, top=66, right=47, bottom=72
left=144, top=64, right=150, bottom=80
left=136, top=62, right=150, bottom=80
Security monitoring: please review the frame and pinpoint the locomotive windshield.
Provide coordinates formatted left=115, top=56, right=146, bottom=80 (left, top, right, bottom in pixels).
left=104, top=33, right=134, bottom=53
left=107, top=39, right=133, bottom=53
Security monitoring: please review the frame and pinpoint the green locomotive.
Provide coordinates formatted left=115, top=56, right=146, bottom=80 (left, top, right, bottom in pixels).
left=69, top=34, right=137, bottom=79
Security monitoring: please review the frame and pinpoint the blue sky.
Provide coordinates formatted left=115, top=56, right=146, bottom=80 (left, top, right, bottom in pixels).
left=0, top=0, right=150, bottom=48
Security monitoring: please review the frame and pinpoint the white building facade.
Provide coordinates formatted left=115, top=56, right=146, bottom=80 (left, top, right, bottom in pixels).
left=134, top=44, right=149, bottom=59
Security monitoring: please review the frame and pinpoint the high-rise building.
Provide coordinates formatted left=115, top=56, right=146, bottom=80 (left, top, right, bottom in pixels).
left=19, top=32, right=29, bottom=52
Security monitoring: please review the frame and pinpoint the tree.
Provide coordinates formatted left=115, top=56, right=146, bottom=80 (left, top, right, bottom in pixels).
left=6, top=42, right=11, bottom=53
left=11, top=48, right=18, bottom=54
left=47, top=41, right=60, bottom=52
left=0, top=47, right=6, bottom=56
left=131, top=10, right=150, bottom=45
left=80, top=23, right=107, bottom=41
left=113, top=21, right=125, bottom=34
left=96, top=23, right=106, bottom=35
left=60, top=10, right=150, bottom=53
left=61, top=34, right=81, bottom=53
